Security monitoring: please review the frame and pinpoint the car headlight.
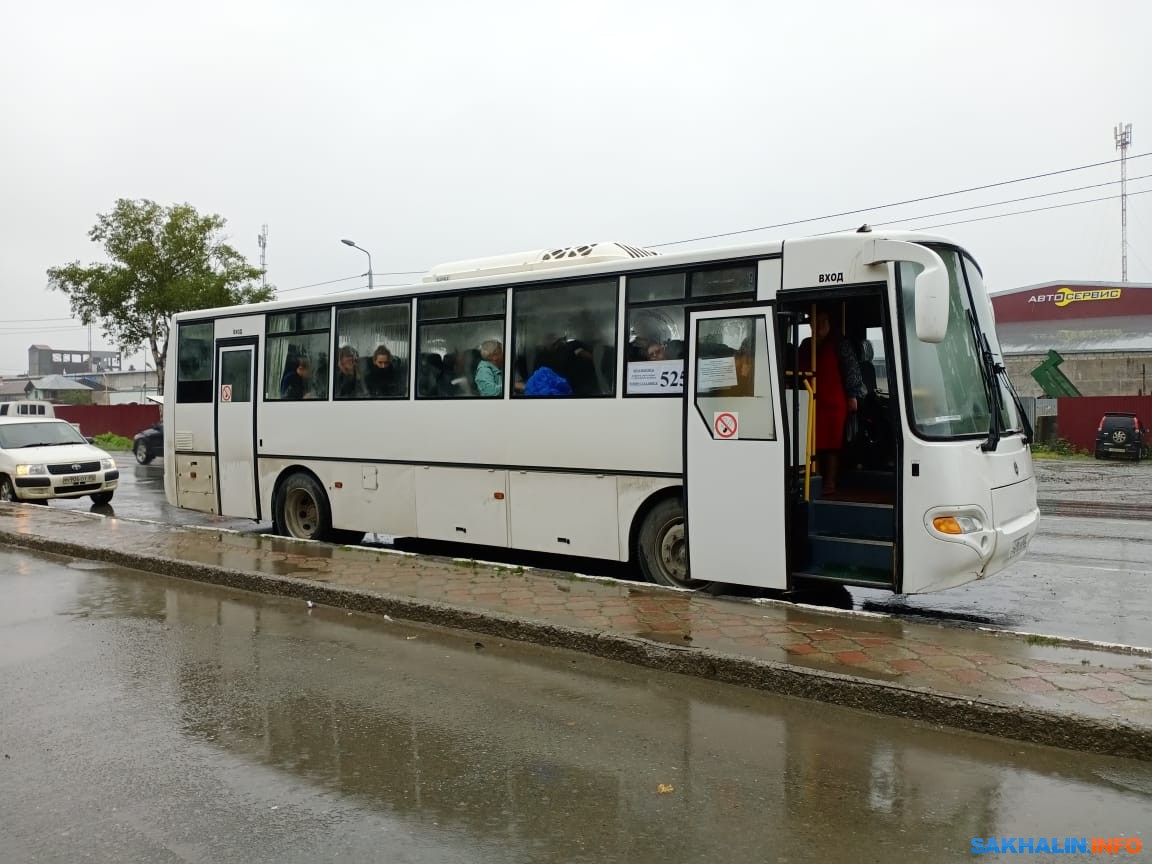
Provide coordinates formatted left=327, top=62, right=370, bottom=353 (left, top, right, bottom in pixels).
left=100, top=458, right=116, bottom=470
left=15, top=464, right=47, bottom=476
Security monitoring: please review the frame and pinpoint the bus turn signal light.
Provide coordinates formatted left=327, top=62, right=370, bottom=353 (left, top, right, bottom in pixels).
left=933, top=517, right=964, bottom=534
left=933, top=515, right=982, bottom=535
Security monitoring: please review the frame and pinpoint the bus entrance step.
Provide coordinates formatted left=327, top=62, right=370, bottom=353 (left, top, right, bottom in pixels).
left=810, top=499, right=894, bottom=541
left=791, top=564, right=894, bottom=588
left=807, top=534, right=894, bottom=573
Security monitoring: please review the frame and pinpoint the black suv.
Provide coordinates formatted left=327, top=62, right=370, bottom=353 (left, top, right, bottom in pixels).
left=1095, top=412, right=1145, bottom=461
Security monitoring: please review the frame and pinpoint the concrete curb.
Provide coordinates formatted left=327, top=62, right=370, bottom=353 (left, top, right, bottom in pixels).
left=3, top=528, right=1150, bottom=763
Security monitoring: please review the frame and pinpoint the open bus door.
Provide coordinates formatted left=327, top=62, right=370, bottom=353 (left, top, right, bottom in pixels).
left=684, top=305, right=789, bottom=590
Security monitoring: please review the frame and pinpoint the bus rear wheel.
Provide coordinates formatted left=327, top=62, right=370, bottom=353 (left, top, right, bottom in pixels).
left=636, top=497, right=713, bottom=591
left=274, top=472, right=364, bottom=545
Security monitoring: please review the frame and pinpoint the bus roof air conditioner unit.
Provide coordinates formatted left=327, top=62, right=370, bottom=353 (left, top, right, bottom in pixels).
left=423, top=242, right=658, bottom=283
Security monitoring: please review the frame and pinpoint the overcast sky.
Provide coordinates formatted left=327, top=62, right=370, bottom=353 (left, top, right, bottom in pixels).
left=2, top=0, right=1150, bottom=375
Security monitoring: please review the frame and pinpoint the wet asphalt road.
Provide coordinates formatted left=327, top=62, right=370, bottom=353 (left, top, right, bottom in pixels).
left=52, top=457, right=1152, bottom=648
left=2, top=547, right=1151, bottom=864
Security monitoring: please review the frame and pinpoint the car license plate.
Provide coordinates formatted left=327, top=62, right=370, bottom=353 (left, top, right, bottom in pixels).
left=62, top=474, right=97, bottom=486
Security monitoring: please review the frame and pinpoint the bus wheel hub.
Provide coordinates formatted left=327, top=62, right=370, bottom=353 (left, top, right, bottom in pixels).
left=660, top=523, right=687, bottom=580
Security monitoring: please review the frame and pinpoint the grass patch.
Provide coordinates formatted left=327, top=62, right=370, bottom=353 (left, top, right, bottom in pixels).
left=1024, top=634, right=1061, bottom=646
left=93, top=432, right=133, bottom=451
left=1030, top=438, right=1091, bottom=460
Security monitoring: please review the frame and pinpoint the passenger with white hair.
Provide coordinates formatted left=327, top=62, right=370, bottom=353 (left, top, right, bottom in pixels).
left=474, top=339, right=504, bottom=397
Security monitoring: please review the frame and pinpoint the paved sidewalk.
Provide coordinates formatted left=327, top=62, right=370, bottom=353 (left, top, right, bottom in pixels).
left=2, top=503, right=1150, bottom=760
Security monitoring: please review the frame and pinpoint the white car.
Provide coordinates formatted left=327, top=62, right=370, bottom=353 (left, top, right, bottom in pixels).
left=0, top=417, right=118, bottom=506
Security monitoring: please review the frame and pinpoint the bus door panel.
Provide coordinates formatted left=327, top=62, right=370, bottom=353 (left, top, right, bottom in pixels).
left=215, top=340, right=258, bottom=519
left=685, top=306, right=789, bottom=589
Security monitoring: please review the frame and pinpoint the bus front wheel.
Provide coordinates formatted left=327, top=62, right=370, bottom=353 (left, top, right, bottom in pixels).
left=274, top=472, right=365, bottom=546
left=636, top=497, right=712, bottom=591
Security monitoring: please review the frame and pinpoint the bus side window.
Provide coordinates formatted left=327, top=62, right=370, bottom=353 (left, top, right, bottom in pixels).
left=176, top=321, right=214, bottom=404
left=416, top=290, right=506, bottom=399
left=623, top=265, right=755, bottom=396
left=513, top=278, right=617, bottom=398
left=265, top=309, right=331, bottom=401
left=334, top=301, right=411, bottom=400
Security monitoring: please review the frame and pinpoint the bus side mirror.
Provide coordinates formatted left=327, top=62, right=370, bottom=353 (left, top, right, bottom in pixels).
left=864, top=239, right=948, bottom=344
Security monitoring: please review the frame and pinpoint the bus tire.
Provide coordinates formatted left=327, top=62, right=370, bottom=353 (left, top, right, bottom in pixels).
left=636, top=497, right=712, bottom=591
left=273, top=471, right=365, bottom=546
left=274, top=472, right=335, bottom=542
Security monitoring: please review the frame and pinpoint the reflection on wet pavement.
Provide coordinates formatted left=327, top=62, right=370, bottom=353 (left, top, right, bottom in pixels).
left=2, top=547, right=1151, bottom=864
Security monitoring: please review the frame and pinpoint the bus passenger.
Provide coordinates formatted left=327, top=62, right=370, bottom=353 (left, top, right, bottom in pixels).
left=335, top=345, right=365, bottom=399
left=474, top=340, right=504, bottom=397
left=523, top=366, right=572, bottom=396
left=280, top=356, right=313, bottom=400
left=365, top=344, right=404, bottom=397
left=543, top=336, right=597, bottom=396
left=800, top=310, right=863, bottom=496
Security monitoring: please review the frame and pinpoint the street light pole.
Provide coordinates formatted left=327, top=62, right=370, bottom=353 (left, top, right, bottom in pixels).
left=340, top=239, right=374, bottom=290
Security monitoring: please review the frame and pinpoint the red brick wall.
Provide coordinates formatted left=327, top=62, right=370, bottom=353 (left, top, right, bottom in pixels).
left=55, top=404, right=161, bottom=438
left=1056, top=396, right=1152, bottom=452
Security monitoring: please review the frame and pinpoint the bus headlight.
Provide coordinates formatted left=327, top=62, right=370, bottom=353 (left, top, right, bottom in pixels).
left=926, top=507, right=993, bottom=560
left=15, top=464, right=47, bottom=476
left=100, top=458, right=116, bottom=470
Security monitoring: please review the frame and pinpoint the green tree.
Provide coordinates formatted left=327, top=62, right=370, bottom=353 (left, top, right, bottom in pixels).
left=47, top=199, right=274, bottom=394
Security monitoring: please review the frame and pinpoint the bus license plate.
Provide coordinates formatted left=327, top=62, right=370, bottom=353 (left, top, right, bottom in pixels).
left=1007, top=536, right=1028, bottom=560
left=62, top=474, right=97, bottom=486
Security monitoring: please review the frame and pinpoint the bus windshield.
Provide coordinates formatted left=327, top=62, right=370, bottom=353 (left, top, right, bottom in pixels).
left=898, top=247, right=1014, bottom=440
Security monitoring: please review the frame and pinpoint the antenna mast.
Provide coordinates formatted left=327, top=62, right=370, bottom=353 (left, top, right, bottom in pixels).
left=1114, top=122, right=1132, bottom=283
left=257, top=224, right=269, bottom=289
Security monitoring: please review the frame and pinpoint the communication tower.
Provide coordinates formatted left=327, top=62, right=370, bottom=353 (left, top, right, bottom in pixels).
left=257, top=224, right=269, bottom=289
left=1114, top=122, right=1132, bottom=282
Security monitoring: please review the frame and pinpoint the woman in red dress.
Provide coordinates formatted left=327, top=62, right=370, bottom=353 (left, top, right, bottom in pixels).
left=802, top=310, right=859, bottom=496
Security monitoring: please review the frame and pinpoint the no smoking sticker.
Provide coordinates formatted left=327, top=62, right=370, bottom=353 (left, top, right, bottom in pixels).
left=713, top=411, right=739, bottom=440
left=221, top=384, right=233, bottom=403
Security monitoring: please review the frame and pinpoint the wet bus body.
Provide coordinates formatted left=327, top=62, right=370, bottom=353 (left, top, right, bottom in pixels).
left=164, top=230, right=1039, bottom=595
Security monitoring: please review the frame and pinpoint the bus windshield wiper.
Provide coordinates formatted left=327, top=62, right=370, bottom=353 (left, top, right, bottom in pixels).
left=966, top=309, right=1000, bottom=452
left=992, top=361, right=1033, bottom=444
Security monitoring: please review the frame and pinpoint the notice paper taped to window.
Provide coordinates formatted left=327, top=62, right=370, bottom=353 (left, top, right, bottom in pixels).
left=696, top=356, right=738, bottom=391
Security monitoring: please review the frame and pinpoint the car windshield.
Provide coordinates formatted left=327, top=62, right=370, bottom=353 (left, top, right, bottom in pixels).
left=0, top=421, right=88, bottom=449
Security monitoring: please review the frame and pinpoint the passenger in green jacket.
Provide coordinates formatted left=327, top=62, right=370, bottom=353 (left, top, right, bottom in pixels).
left=475, top=339, right=504, bottom=397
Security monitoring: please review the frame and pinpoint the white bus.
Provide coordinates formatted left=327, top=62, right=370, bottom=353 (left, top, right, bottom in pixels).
left=164, top=230, right=1039, bottom=594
